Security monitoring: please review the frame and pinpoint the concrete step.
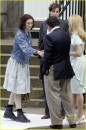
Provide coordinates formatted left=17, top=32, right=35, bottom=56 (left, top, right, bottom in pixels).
left=1, top=64, right=40, bottom=76
left=0, top=64, right=39, bottom=68
left=1, top=87, right=43, bottom=99
left=1, top=98, right=44, bottom=108
left=0, top=77, right=42, bottom=89
left=1, top=39, right=39, bottom=55
left=1, top=28, right=39, bottom=39
left=1, top=38, right=39, bottom=46
left=1, top=45, right=38, bottom=54
left=0, top=54, right=40, bottom=65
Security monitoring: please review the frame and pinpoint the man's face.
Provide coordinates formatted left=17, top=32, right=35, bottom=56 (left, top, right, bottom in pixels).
left=50, top=8, right=60, bottom=18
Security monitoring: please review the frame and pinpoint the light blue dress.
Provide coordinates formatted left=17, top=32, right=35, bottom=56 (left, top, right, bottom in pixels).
left=70, top=34, right=85, bottom=94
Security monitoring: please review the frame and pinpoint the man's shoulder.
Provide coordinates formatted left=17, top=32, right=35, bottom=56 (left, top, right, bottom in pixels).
left=59, top=19, right=68, bottom=32
left=49, top=28, right=70, bottom=38
left=40, top=20, right=47, bottom=31
left=59, top=19, right=68, bottom=24
left=41, top=20, right=47, bottom=25
left=48, top=28, right=61, bottom=37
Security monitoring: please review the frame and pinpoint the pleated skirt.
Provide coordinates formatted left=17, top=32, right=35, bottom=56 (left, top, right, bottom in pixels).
left=3, top=57, right=30, bottom=94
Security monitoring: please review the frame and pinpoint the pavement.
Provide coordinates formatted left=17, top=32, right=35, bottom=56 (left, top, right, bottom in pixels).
left=23, top=107, right=44, bottom=115
left=1, top=107, right=86, bottom=129
left=22, top=107, right=86, bottom=129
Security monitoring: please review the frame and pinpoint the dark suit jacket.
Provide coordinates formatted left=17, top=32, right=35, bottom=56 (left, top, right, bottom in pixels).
left=38, top=19, right=68, bottom=50
left=38, top=19, right=69, bottom=79
left=43, top=28, right=74, bottom=80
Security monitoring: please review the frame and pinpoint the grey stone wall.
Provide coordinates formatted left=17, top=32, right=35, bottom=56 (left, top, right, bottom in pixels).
left=1, top=1, right=24, bottom=38
left=1, top=2, right=8, bottom=38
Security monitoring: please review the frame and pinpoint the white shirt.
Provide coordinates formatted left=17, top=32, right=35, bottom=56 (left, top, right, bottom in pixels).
left=47, top=26, right=60, bottom=35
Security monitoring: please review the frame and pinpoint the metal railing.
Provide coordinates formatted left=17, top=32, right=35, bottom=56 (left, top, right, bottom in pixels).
left=55, top=0, right=86, bottom=30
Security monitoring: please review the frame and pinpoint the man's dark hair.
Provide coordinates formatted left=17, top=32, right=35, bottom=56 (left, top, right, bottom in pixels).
left=46, top=16, right=60, bottom=28
left=19, top=14, right=34, bottom=30
left=49, top=2, right=61, bottom=12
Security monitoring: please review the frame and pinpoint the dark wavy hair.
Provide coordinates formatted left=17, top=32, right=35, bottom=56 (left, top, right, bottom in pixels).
left=49, top=2, right=61, bottom=12
left=19, top=14, right=34, bottom=30
left=46, top=16, right=60, bottom=28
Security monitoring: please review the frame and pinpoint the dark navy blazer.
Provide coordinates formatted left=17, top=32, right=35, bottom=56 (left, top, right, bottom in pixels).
left=38, top=19, right=69, bottom=79
left=43, top=28, right=74, bottom=80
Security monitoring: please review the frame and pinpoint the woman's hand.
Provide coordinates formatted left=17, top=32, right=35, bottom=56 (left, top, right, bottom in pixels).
left=37, top=50, right=44, bottom=57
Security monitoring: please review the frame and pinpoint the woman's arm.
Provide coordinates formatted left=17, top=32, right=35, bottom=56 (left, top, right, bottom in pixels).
left=70, top=44, right=83, bottom=57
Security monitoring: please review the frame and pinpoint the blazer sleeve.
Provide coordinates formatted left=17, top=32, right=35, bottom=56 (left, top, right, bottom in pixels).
left=43, top=34, right=53, bottom=71
left=60, top=19, right=69, bottom=32
left=38, top=22, right=44, bottom=50
left=63, top=20, right=69, bottom=32
left=64, top=20, right=69, bottom=32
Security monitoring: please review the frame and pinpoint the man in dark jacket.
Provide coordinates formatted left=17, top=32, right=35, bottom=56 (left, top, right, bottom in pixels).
left=43, top=16, right=76, bottom=129
left=38, top=2, right=68, bottom=119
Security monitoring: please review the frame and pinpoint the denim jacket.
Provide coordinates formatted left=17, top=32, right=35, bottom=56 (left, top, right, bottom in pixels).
left=11, top=29, right=37, bottom=64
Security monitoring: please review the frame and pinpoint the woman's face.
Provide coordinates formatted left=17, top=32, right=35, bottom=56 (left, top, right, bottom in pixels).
left=25, top=19, right=33, bottom=31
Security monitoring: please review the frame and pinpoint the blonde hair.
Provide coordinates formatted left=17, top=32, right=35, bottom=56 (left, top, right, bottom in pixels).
left=68, top=15, right=86, bottom=41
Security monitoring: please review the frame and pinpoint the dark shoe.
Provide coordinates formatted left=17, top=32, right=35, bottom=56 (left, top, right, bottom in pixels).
left=50, top=124, right=63, bottom=129
left=3, top=106, right=16, bottom=121
left=41, top=115, right=50, bottom=119
left=70, top=124, right=76, bottom=128
left=16, top=110, right=30, bottom=123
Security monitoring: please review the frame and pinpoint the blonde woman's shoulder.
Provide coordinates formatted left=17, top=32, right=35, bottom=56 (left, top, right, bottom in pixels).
left=71, top=33, right=84, bottom=45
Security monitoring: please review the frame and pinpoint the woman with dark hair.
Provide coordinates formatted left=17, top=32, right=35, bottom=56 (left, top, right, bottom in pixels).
left=3, top=14, right=43, bottom=123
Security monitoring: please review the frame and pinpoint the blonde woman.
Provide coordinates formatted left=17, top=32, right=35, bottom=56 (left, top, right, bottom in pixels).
left=68, top=15, right=86, bottom=124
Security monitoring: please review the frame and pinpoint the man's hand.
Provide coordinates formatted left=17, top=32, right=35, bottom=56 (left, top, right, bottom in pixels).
left=45, top=70, right=49, bottom=75
left=37, top=50, right=44, bottom=57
